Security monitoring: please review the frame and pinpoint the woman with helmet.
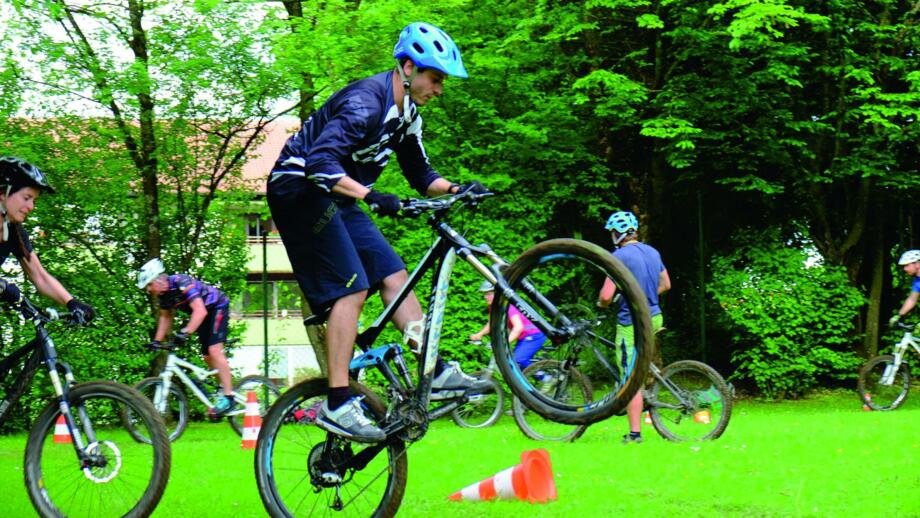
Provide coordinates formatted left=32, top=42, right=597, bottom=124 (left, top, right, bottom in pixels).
left=598, top=210, right=670, bottom=444
left=0, top=157, right=94, bottom=323
left=266, top=22, right=489, bottom=442
left=470, top=280, right=548, bottom=370
left=889, top=250, right=920, bottom=328
left=135, top=258, right=236, bottom=417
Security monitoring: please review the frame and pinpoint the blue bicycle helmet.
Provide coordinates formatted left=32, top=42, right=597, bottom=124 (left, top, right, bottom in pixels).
left=605, top=211, right=639, bottom=233
left=393, top=22, right=468, bottom=78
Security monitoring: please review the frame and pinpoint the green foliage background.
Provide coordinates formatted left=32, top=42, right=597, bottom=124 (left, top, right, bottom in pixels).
left=0, top=0, right=918, bottom=426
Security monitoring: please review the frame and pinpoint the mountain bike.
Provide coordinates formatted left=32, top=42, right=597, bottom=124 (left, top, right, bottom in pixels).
left=0, top=295, right=170, bottom=518
left=643, top=359, right=733, bottom=441
left=253, top=190, right=652, bottom=517
left=857, top=321, right=918, bottom=411
left=124, top=338, right=281, bottom=443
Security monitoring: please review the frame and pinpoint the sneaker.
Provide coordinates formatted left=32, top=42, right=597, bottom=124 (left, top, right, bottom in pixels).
left=622, top=433, right=643, bottom=444
left=208, top=395, right=235, bottom=418
left=315, top=397, right=385, bottom=443
left=431, top=361, right=492, bottom=400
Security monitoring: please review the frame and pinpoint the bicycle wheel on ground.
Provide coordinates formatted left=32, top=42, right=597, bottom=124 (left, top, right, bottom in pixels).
left=857, top=355, right=911, bottom=410
left=25, top=381, right=171, bottom=518
left=229, top=375, right=281, bottom=435
left=491, top=238, right=652, bottom=425
left=126, top=377, right=188, bottom=443
left=254, top=378, right=407, bottom=518
left=512, top=360, right=591, bottom=442
left=648, top=360, right=732, bottom=441
left=451, top=374, right=504, bottom=428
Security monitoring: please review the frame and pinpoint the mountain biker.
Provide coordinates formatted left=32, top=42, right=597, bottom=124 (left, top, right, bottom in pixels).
left=266, top=22, right=489, bottom=442
left=137, top=258, right=235, bottom=417
left=0, top=157, right=95, bottom=324
left=470, top=281, right=547, bottom=369
left=889, top=250, right=920, bottom=328
left=597, top=210, right=670, bottom=444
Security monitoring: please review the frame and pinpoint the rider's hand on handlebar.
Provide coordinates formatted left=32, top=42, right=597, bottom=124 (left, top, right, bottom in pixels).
left=66, top=298, right=95, bottom=326
left=173, top=332, right=189, bottom=345
left=146, top=339, right=163, bottom=351
left=889, top=314, right=901, bottom=328
left=0, top=280, right=21, bottom=305
left=458, top=180, right=489, bottom=195
left=363, top=190, right=401, bottom=217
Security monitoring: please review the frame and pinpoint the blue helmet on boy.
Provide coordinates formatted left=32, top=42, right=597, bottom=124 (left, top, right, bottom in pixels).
left=393, top=22, right=468, bottom=78
left=605, top=211, right=638, bottom=233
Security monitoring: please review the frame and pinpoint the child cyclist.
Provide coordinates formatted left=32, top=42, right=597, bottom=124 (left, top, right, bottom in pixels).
left=597, top=211, right=670, bottom=444
left=889, top=250, right=920, bottom=328
left=136, top=258, right=235, bottom=417
left=470, top=281, right=547, bottom=370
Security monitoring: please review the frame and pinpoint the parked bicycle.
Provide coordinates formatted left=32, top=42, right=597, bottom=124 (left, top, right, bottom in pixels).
left=253, top=190, right=652, bottom=517
left=642, top=359, right=733, bottom=441
left=0, top=295, right=170, bottom=518
left=858, top=321, right=918, bottom=411
left=125, top=337, right=280, bottom=443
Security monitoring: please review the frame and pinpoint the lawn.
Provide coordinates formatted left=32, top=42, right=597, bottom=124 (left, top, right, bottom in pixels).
left=1, top=389, right=918, bottom=517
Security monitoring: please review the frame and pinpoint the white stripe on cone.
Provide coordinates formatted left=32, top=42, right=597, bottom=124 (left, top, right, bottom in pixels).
left=241, top=391, right=261, bottom=449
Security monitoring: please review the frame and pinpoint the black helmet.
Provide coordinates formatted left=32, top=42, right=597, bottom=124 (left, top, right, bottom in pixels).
left=0, top=157, right=55, bottom=194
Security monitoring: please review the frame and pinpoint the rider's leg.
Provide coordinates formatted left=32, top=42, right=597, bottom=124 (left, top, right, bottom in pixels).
left=626, top=391, right=643, bottom=434
left=513, top=333, right=547, bottom=370
left=204, top=343, right=234, bottom=396
left=326, top=289, right=368, bottom=391
left=380, top=269, right=422, bottom=337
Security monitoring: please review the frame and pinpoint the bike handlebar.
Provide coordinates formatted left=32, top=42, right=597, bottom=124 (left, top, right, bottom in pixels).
left=369, top=189, right=493, bottom=218
left=16, top=296, right=80, bottom=326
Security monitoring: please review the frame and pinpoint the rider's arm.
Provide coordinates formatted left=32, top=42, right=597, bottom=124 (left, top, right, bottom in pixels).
left=896, top=291, right=920, bottom=318
left=181, top=298, right=209, bottom=334
left=507, top=313, right=525, bottom=344
left=154, top=309, right=175, bottom=341
left=470, top=320, right=490, bottom=341
left=19, top=252, right=74, bottom=306
left=331, top=175, right=373, bottom=201
left=425, top=178, right=455, bottom=196
left=658, top=268, right=672, bottom=295
left=598, top=277, right=617, bottom=307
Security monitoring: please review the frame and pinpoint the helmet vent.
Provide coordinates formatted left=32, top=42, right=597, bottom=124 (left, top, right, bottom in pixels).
left=434, top=40, right=444, bottom=53
left=412, top=42, right=425, bottom=54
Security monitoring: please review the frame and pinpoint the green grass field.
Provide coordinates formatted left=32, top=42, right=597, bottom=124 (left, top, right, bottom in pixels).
left=1, top=390, right=918, bottom=517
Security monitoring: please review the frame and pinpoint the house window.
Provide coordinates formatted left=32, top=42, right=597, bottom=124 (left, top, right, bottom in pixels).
left=235, top=280, right=303, bottom=317
left=244, top=214, right=277, bottom=240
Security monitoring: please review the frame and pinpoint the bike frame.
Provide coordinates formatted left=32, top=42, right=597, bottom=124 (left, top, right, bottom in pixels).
left=881, top=330, right=919, bottom=385
left=349, top=212, right=571, bottom=433
left=153, top=351, right=247, bottom=416
left=0, top=301, right=97, bottom=462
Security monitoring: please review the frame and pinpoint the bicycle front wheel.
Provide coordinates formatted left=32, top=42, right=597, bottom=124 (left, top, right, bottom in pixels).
left=857, top=355, right=910, bottom=410
left=254, top=378, right=407, bottom=518
left=126, top=377, right=188, bottom=443
left=492, top=238, right=652, bottom=425
left=25, top=381, right=171, bottom=518
left=512, top=360, right=591, bottom=442
left=229, top=375, right=282, bottom=435
left=648, top=360, right=732, bottom=441
left=451, top=374, right=504, bottom=428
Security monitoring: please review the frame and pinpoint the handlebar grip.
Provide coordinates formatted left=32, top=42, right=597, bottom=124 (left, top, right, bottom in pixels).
left=369, top=203, right=379, bottom=212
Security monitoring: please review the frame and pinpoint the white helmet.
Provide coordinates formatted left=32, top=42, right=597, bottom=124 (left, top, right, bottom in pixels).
left=136, top=258, right=165, bottom=288
left=898, top=250, right=920, bottom=266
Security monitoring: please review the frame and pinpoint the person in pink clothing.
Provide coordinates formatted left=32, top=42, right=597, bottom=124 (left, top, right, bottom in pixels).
left=470, top=281, right=547, bottom=369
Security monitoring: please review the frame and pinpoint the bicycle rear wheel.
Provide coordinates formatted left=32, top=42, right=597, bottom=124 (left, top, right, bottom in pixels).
left=648, top=360, right=732, bottom=441
left=25, top=381, right=171, bottom=518
left=512, top=360, right=591, bottom=442
left=451, top=374, right=504, bottom=428
left=254, top=378, right=406, bottom=518
left=126, top=377, right=188, bottom=443
left=491, top=238, right=652, bottom=425
left=857, top=355, right=910, bottom=410
left=229, top=375, right=282, bottom=435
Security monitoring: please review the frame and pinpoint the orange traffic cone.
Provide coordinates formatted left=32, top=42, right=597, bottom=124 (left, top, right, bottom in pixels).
left=644, top=411, right=652, bottom=425
left=449, top=449, right=557, bottom=504
left=863, top=392, right=872, bottom=411
left=693, top=409, right=711, bottom=424
left=241, top=391, right=261, bottom=450
left=53, top=415, right=72, bottom=444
